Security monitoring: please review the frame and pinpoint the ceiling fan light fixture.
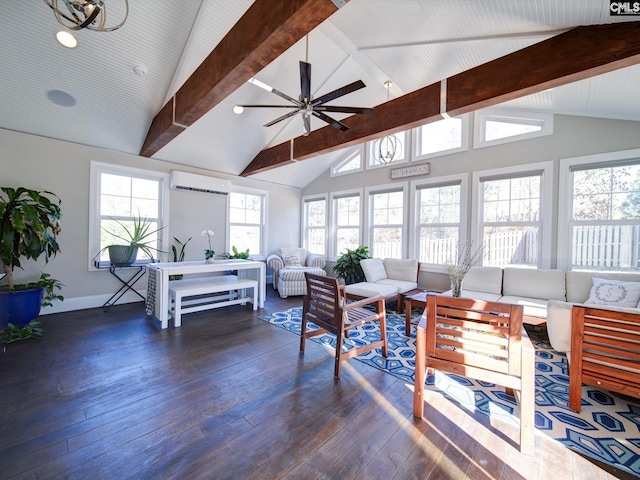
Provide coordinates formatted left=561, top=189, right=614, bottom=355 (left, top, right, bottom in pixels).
left=233, top=105, right=244, bottom=114
left=44, top=0, right=129, bottom=32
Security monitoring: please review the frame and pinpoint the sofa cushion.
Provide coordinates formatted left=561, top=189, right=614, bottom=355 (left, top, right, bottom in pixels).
left=565, top=270, right=640, bottom=303
left=383, top=258, right=418, bottom=282
left=345, top=282, right=398, bottom=298
left=502, top=268, right=566, bottom=301
left=377, top=278, right=417, bottom=294
left=461, top=266, right=503, bottom=295
left=586, top=277, right=640, bottom=308
left=546, top=299, right=573, bottom=353
left=360, top=258, right=387, bottom=283
left=499, top=295, right=548, bottom=319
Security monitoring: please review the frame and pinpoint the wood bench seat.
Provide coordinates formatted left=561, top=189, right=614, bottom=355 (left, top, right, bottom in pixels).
left=169, top=275, right=258, bottom=327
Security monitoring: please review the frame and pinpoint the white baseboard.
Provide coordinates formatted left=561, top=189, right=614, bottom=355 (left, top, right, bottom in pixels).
left=40, top=289, right=147, bottom=315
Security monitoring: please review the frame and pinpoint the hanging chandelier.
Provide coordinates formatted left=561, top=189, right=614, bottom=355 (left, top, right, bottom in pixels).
left=372, top=81, right=401, bottom=165
left=44, top=0, right=129, bottom=32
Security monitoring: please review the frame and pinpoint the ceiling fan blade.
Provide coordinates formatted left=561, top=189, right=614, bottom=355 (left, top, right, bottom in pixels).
left=311, top=80, right=366, bottom=106
left=315, top=106, right=374, bottom=115
left=312, top=111, right=348, bottom=131
left=300, top=61, right=311, bottom=103
left=269, top=87, right=303, bottom=106
left=263, top=108, right=301, bottom=127
left=302, top=113, right=311, bottom=136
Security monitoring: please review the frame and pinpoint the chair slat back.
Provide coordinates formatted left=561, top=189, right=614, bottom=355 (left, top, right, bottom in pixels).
left=304, top=273, right=343, bottom=332
left=426, top=295, right=523, bottom=376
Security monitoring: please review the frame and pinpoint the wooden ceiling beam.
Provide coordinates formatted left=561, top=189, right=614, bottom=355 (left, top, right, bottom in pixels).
left=139, top=0, right=344, bottom=157
left=241, top=21, right=640, bottom=177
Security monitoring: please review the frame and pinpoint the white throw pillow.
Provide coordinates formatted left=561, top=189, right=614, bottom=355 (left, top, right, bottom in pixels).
left=282, top=252, right=301, bottom=267
left=383, top=258, right=417, bottom=281
left=546, top=299, right=573, bottom=353
left=360, top=258, right=387, bottom=283
left=585, top=277, right=640, bottom=308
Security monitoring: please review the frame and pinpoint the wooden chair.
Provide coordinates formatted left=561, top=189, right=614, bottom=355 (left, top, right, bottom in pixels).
left=301, top=272, right=388, bottom=379
left=413, top=295, right=535, bottom=455
left=569, top=305, right=640, bottom=412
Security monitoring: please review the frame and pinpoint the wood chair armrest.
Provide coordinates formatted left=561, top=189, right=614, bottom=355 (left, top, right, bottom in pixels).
left=344, top=294, right=385, bottom=312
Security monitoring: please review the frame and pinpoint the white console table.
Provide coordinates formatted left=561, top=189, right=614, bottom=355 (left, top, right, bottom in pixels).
left=146, top=260, right=266, bottom=329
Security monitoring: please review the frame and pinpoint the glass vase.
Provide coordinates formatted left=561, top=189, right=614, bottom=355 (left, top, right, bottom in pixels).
left=450, top=276, right=463, bottom=297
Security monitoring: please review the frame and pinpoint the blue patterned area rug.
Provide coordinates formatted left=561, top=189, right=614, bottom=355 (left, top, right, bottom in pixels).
left=259, top=307, right=640, bottom=476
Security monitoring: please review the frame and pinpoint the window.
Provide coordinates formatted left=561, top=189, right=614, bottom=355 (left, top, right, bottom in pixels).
left=415, top=115, right=468, bottom=159
left=368, top=130, right=407, bottom=167
left=561, top=153, right=640, bottom=272
left=474, top=109, right=553, bottom=149
left=367, top=186, right=406, bottom=258
left=302, top=196, right=326, bottom=255
left=229, top=190, right=266, bottom=257
left=474, top=162, right=553, bottom=268
left=414, top=178, right=465, bottom=265
left=331, top=147, right=363, bottom=177
left=89, top=162, right=168, bottom=268
left=332, top=191, right=362, bottom=257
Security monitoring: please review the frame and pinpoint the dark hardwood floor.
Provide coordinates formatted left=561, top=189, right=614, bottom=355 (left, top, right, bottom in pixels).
left=0, top=289, right=633, bottom=479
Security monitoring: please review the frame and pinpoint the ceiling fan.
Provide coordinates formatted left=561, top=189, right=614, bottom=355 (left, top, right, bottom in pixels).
left=234, top=42, right=374, bottom=136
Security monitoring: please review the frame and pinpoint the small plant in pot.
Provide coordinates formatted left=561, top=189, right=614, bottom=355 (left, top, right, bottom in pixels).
left=333, top=246, right=370, bottom=284
left=0, top=186, right=64, bottom=332
left=98, top=214, right=165, bottom=267
left=223, top=246, right=252, bottom=260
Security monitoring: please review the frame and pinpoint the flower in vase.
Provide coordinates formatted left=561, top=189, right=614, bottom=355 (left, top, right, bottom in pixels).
left=201, top=229, right=215, bottom=261
left=442, top=241, right=484, bottom=297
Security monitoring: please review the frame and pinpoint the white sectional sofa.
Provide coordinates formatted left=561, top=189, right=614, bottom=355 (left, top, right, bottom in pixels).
left=444, top=266, right=640, bottom=352
left=344, top=258, right=419, bottom=306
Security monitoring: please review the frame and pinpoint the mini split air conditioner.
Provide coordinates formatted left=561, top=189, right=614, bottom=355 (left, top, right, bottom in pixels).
left=169, top=171, right=230, bottom=195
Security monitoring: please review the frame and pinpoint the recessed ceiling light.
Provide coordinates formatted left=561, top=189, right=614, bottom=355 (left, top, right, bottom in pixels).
left=55, top=30, right=77, bottom=48
left=46, top=89, right=77, bottom=107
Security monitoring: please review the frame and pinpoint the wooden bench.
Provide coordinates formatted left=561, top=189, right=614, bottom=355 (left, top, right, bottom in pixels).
left=168, top=275, right=258, bottom=327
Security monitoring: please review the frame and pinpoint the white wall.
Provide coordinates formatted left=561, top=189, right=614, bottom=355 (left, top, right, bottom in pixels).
left=0, top=129, right=301, bottom=313
left=303, top=114, right=640, bottom=290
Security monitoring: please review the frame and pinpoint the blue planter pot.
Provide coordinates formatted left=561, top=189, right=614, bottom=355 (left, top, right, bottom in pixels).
left=0, top=288, right=44, bottom=329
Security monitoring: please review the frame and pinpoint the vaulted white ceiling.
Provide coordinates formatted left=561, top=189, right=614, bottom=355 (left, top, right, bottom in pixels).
left=1, top=1, right=639, bottom=188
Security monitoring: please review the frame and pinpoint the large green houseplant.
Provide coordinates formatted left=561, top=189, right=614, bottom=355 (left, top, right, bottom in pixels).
left=333, top=246, right=370, bottom=284
left=0, top=186, right=63, bottom=329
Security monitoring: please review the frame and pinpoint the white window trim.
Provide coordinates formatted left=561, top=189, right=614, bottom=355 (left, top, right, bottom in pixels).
left=88, top=161, right=170, bottom=271
left=330, top=145, right=364, bottom=178
left=301, top=193, right=328, bottom=255
left=228, top=185, right=268, bottom=261
left=413, top=114, right=470, bottom=162
left=473, top=108, right=553, bottom=149
left=364, top=181, right=409, bottom=258
left=557, top=147, right=640, bottom=271
left=471, top=160, right=554, bottom=268
left=366, top=130, right=410, bottom=170
left=329, top=188, right=363, bottom=260
left=410, top=173, right=469, bottom=269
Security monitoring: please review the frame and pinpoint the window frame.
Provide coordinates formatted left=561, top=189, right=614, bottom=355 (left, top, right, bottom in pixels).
left=227, top=186, right=268, bottom=260
left=472, top=161, right=553, bottom=268
left=473, top=109, right=553, bottom=149
left=330, top=146, right=364, bottom=177
left=410, top=174, right=468, bottom=269
left=329, top=188, right=363, bottom=259
left=558, top=147, right=640, bottom=271
left=89, top=161, right=169, bottom=271
left=364, top=182, right=409, bottom=259
left=413, top=114, right=469, bottom=161
left=301, top=194, right=328, bottom=256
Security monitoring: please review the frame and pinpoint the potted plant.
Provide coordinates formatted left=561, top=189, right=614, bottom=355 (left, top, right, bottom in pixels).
left=98, top=213, right=165, bottom=266
left=169, top=236, right=191, bottom=281
left=333, top=246, right=370, bottom=284
left=224, top=246, right=252, bottom=260
left=0, top=186, right=63, bottom=328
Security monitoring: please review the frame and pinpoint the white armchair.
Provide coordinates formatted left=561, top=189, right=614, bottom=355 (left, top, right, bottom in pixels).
left=266, top=248, right=326, bottom=298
